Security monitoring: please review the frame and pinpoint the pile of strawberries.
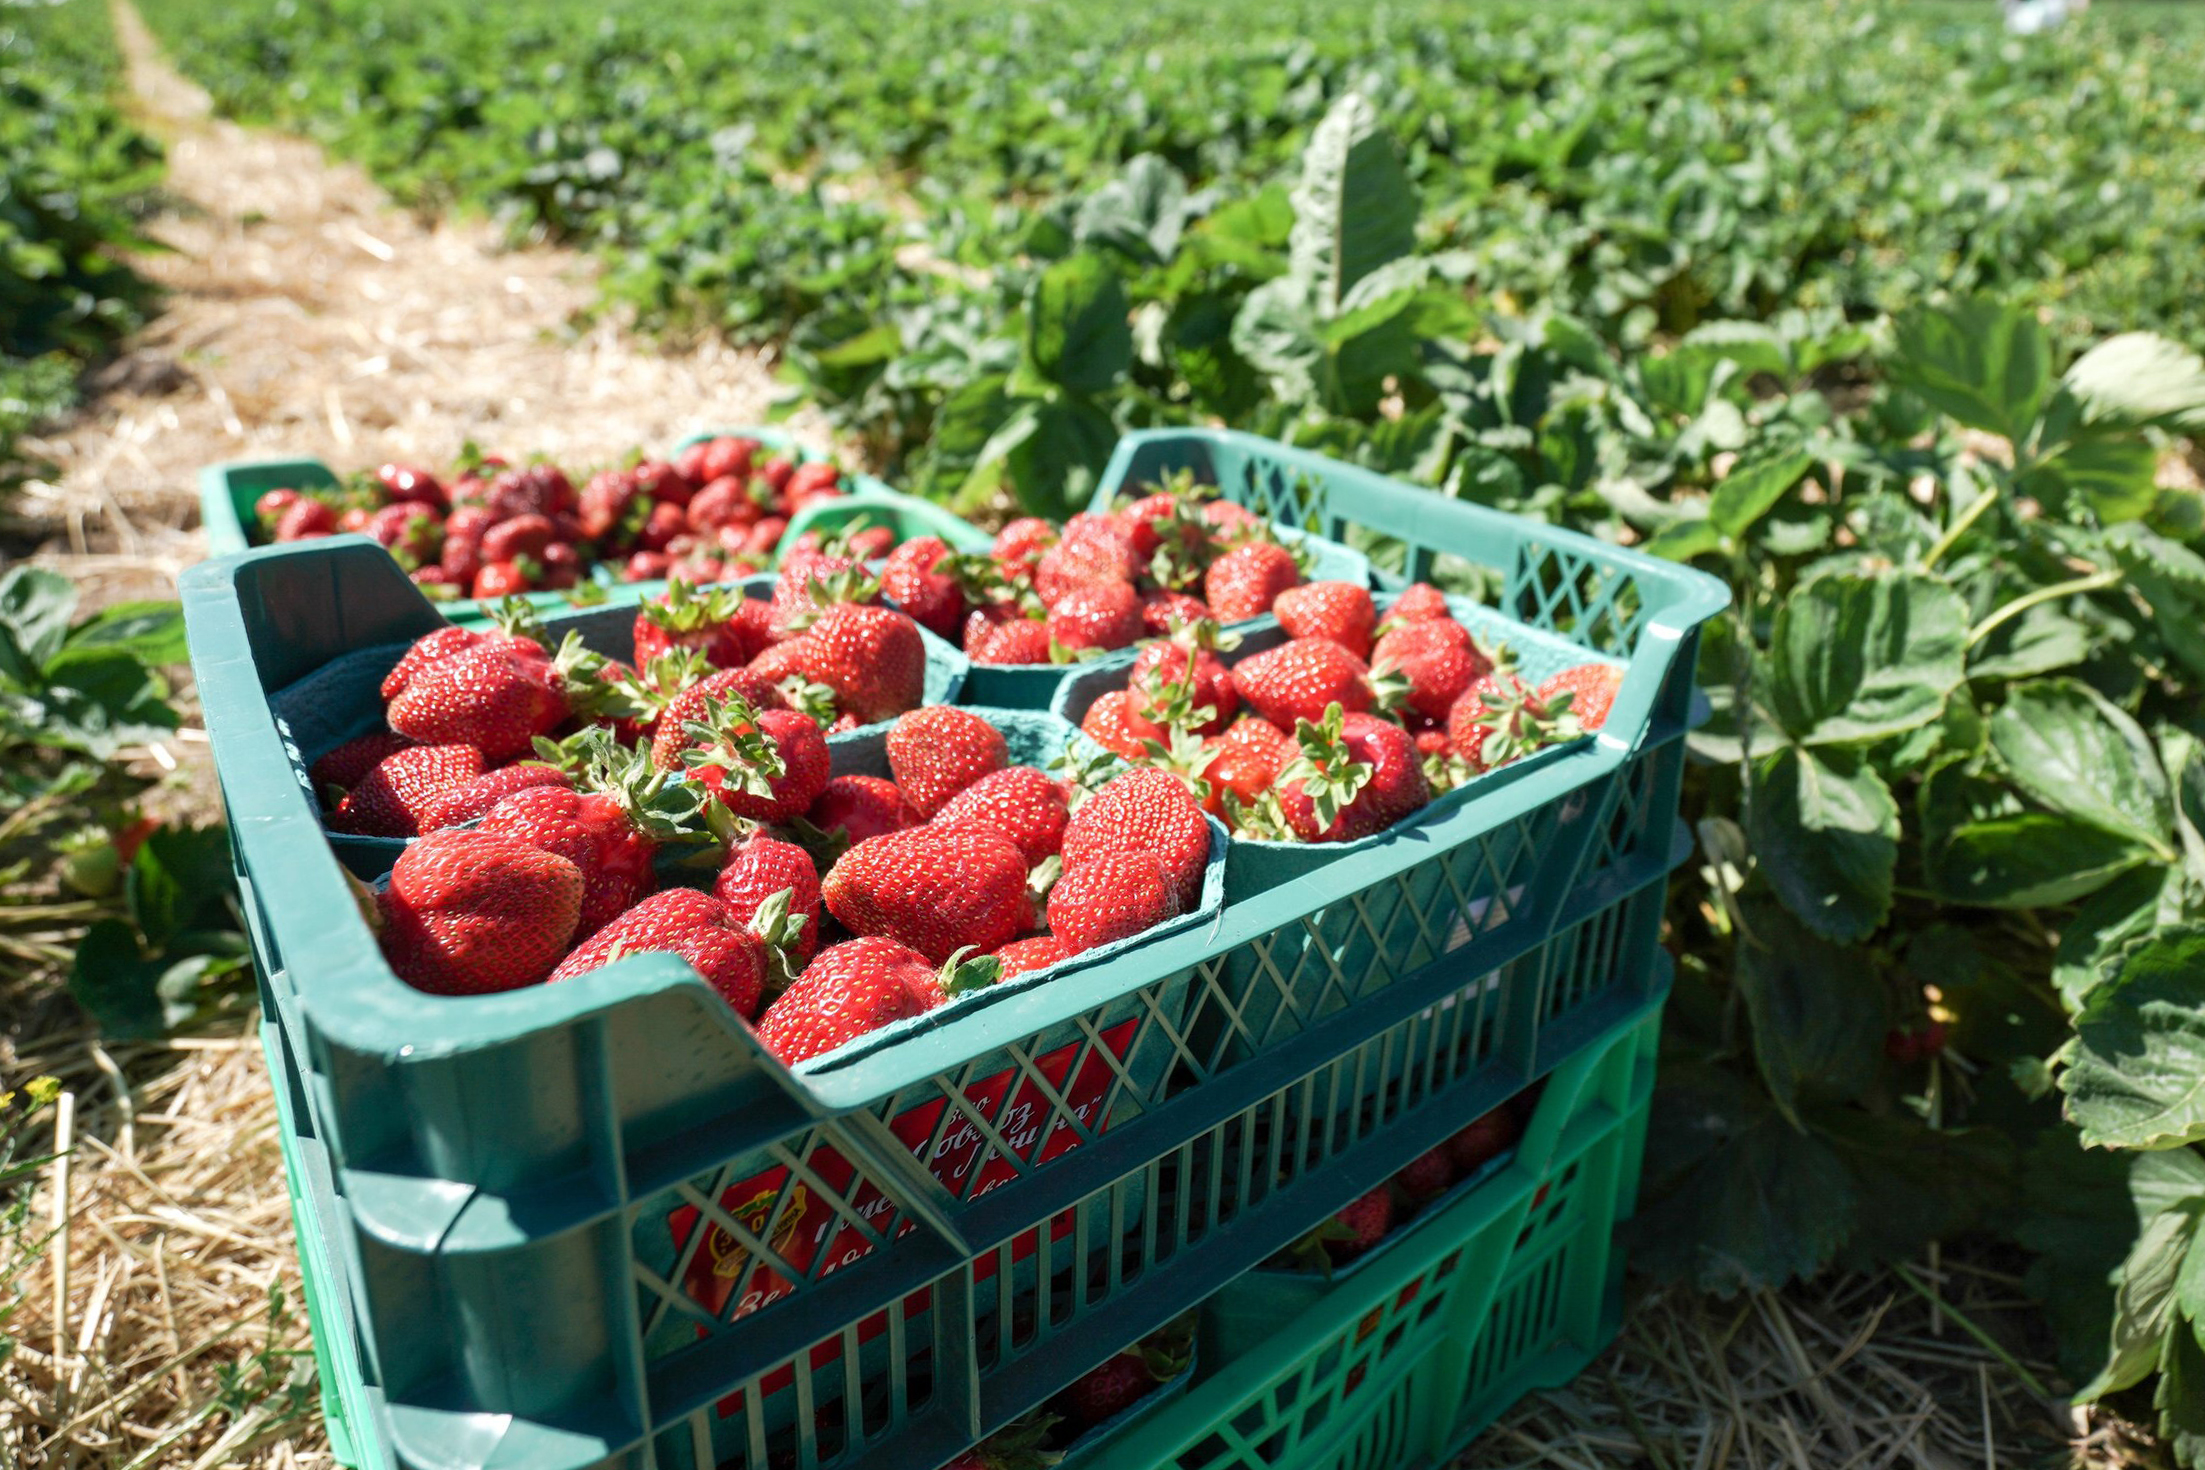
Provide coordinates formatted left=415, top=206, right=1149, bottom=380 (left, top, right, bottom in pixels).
left=870, top=473, right=1318, bottom=667
left=1075, top=582, right=1622, bottom=843
left=255, top=434, right=854, bottom=599
left=1295, top=1100, right=1527, bottom=1268
left=940, top=1315, right=1196, bottom=1470
left=320, top=584, right=1209, bottom=1060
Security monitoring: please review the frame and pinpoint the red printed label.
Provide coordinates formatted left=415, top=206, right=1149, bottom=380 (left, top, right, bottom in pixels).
left=666, top=1019, right=1141, bottom=1416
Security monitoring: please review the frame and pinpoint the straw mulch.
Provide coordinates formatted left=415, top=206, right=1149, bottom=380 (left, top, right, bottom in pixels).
left=0, top=5, right=2160, bottom=1469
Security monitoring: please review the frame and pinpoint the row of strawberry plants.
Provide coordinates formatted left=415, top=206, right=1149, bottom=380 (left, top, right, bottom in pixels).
left=0, top=0, right=161, bottom=484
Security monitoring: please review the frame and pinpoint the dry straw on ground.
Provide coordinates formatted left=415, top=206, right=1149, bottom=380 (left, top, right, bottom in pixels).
left=0, top=4, right=2144, bottom=1467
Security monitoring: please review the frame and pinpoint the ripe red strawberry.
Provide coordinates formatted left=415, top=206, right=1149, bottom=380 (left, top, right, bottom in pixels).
left=993, top=933, right=1075, bottom=980
left=418, top=761, right=571, bottom=832
left=328, top=743, right=485, bottom=836
left=1537, top=663, right=1624, bottom=732
left=806, top=775, right=918, bottom=846
left=1125, top=623, right=1239, bottom=737
left=440, top=505, right=495, bottom=584
left=479, top=783, right=662, bottom=939
left=338, top=506, right=374, bottom=534
left=254, top=487, right=300, bottom=527
left=967, top=611, right=1053, bottom=665
left=1274, top=581, right=1376, bottom=660
left=377, top=462, right=447, bottom=510
left=309, top=731, right=415, bottom=794
left=1276, top=707, right=1430, bottom=843
left=887, top=707, right=1008, bottom=817
left=991, top=517, right=1057, bottom=573
left=1448, top=1106, right=1521, bottom=1173
left=275, top=498, right=337, bottom=541
left=1204, top=540, right=1299, bottom=622
left=1375, top=582, right=1450, bottom=637
left=1372, top=620, right=1489, bottom=725
left=367, top=502, right=444, bottom=569
left=1116, top=490, right=1185, bottom=560
left=1323, top=1184, right=1396, bottom=1263
left=1445, top=666, right=1581, bottom=775
left=1208, top=735, right=1285, bottom=815
left=1046, top=578, right=1143, bottom=652
left=649, top=667, right=788, bottom=770
left=549, top=887, right=787, bottom=1017
left=684, top=474, right=762, bottom=533
left=880, top=536, right=967, bottom=639
left=1233, top=638, right=1373, bottom=731
left=1050, top=851, right=1179, bottom=953
left=1394, top=1146, right=1459, bottom=1204
left=1079, top=691, right=1150, bottom=761
left=481, top=513, right=556, bottom=565
left=471, top=561, right=530, bottom=598
left=821, top=826, right=1029, bottom=963
left=769, top=556, right=869, bottom=636
left=482, top=464, right=576, bottom=521
left=1140, top=588, right=1212, bottom=636
left=678, top=696, right=831, bottom=824
left=1201, top=500, right=1260, bottom=535
left=633, top=581, right=761, bottom=669
left=714, top=834, right=822, bottom=966
left=1060, top=768, right=1210, bottom=911
left=754, top=938, right=998, bottom=1064
left=1036, top=524, right=1137, bottom=604
left=578, top=467, right=643, bottom=546
left=378, top=829, right=582, bottom=994
left=1065, top=1322, right=1194, bottom=1427
left=638, top=501, right=687, bottom=552
left=930, top=765, right=1068, bottom=864
left=785, top=602, right=927, bottom=726
left=383, top=627, right=575, bottom=762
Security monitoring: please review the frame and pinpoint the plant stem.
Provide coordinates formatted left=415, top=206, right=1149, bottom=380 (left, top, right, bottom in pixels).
left=1921, top=475, right=2001, bottom=570
left=1967, top=568, right=2123, bottom=648
left=1889, top=1262, right=2054, bottom=1400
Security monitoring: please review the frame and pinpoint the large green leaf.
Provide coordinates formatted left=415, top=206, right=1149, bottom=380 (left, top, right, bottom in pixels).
left=2077, top=1149, right=2205, bottom=1402
left=1708, top=447, right=1814, bottom=539
left=1285, top=91, right=1417, bottom=316
left=1967, top=601, right=2091, bottom=681
left=1074, top=154, right=1192, bottom=265
left=1765, top=568, right=1968, bottom=746
left=1024, top=254, right=1131, bottom=396
left=1930, top=811, right=2147, bottom=908
left=1628, top=1061, right=1857, bottom=1296
left=67, top=918, right=168, bottom=1039
left=62, top=600, right=186, bottom=667
left=2015, top=1127, right=2134, bottom=1385
left=2056, top=867, right=2179, bottom=1011
left=2063, top=332, right=2205, bottom=433
left=1991, top=679, right=2174, bottom=857
left=127, top=823, right=237, bottom=952
left=0, top=565, right=78, bottom=685
left=1747, top=745, right=1897, bottom=943
left=1817, top=1110, right=2014, bottom=1268
left=2065, top=926, right=2205, bottom=1151
left=1888, top=298, right=2051, bottom=442
left=2019, top=427, right=2159, bottom=524
left=984, top=395, right=1120, bottom=521
left=1734, top=902, right=1888, bottom=1119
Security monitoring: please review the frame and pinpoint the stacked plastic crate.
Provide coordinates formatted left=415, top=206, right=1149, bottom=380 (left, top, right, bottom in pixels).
left=183, top=427, right=1725, bottom=1470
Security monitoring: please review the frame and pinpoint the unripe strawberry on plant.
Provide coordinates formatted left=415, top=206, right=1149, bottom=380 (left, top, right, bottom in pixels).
left=550, top=886, right=803, bottom=1018
left=886, top=706, right=1009, bottom=817
left=379, top=829, right=583, bottom=995
left=754, top=938, right=1000, bottom=1064
left=821, top=825, right=1030, bottom=963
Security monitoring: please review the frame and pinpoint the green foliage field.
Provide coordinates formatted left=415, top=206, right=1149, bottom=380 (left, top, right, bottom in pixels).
left=0, top=0, right=162, bottom=480
left=127, top=0, right=2205, bottom=1451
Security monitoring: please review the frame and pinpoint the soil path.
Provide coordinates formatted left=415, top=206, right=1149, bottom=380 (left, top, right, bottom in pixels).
left=19, top=1, right=810, bottom=606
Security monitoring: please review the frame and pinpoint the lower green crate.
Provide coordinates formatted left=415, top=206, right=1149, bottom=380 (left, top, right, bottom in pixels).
left=1113, top=984, right=1659, bottom=1470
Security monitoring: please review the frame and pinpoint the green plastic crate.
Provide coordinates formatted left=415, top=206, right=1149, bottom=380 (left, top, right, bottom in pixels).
left=778, top=491, right=992, bottom=559
left=197, top=425, right=959, bottom=626
left=189, top=431, right=1716, bottom=1470
left=957, top=523, right=1373, bottom=712
left=264, top=558, right=968, bottom=871
left=1115, top=978, right=1661, bottom=1470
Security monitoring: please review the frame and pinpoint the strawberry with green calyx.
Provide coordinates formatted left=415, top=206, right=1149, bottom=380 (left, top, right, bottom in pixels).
left=1414, top=728, right=1472, bottom=795
left=1062, top=1315, right=1197, bottom=1428
left=1206, top=716, right=1290, bottom=812
left=1045, top=577, right=1144, bottom=653
left=328, top=744, right=487, bottom=837
left=1536, top=662, right=1623, bottom=733
left=1136, top=725, right=1222, bottom=815
left=1273, top=581, right=1377, bottom=660
left=879, top=535, right=969, bottom=640
left=1276, top=704, right=1431, bottom=843
left=382, top=616, right=589, bottom=763
left=1077, top=691, right=1151, bottom=761
left=801, top=774, right=918, bottom=857
left=678, top=692, right=831, bottom=824
left=821, top=826, right=1030, bottom=963
left=1060, top=767, right=1211, bottom=912
left=310, top=731, right=416, bottom=797
left=771, top=577, right=928, bottom=725
left=887, top=706, right=1008, bottom=817
left=930, top=765, right=1070, bottom=864
left=1316, top=1184, right=1398, bottom=1266
left=992, top=933, right=1076, bottom=981
left=548, top=885, right=802, bottom=1018
left=770, top=562, right=876, bottom=638
left=1048, top=742, right=1125, bottom=810
left=1232, top=637, right=1373, bottom=731
left=633, top=579, right=762, bottom=670
left=1139, top=494, right=1228, bottom=591
left=1139, top=588, right=1212, bottom=637
left=754, top=938, right=1003, bottom=1065
left=1049, top=851, right=1181, bottom=953
left=991, top=517, right=1058, bottom=575
left=1125, top=618, right=1240, bottom=737
left=379, top=829, right=584, bottom=995
left=715, top=831, right=824, bottom=967
left=1370, top=619, right=1490, bottom=726
left=1035, top=520, right=1139, bottom=604
left=649, top=667, right=789, bottom=770
left=1446, top=656, right=1581, bottom=775
left=1374, top=582, right=1452, bottom=640
left=589, top=646, right=714, bottom=745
